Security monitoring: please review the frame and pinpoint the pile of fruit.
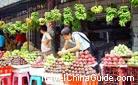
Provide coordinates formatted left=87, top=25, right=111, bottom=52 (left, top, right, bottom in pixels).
left=127, top=52, right=138, bottom=66
left=2, top=50, right=38, bottom=64
left=44, top=8, right=61, bottom=23
left=44, top=54, right=56, bottom=67
left=39, top=18, right=46, bottom=25
left=74, top=4, right=87, bottom=20
left=106, top=7, right=117, bottom=24
left=63, top=7, right=74, bottom=25
left=78, top=51, right=96, bottom=65
left=9, top=56, right=28, bottom=65
left=130, top=0, right=138, bottom=7
left=91, top=5, right=103, bottom=14
left=118, top=6, right=131, bottom=27
left=0, top=59, right=10, bottom=67
left=0, top=51, right=4, bottom=58
left=45, top=59, right=66, bottom=73
left=61, top=53, right=76, bottom=65
left=65, top=65, right=96, bottom=76
left=64, top=51, right=97, bottom=75
left=110, top=44, right=133, bottom=56
left=102, top=54, right=126, bottom=66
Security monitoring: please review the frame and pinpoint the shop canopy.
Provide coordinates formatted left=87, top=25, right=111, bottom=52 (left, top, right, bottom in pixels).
left=0, top=0, right=46, bottom=19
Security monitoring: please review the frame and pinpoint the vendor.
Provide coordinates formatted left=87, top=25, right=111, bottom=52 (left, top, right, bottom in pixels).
left=33, top=25, right=52, bottom=64
left=0, top=30, right=5, bottom=51
left=47, top=22, right=57, bottom=55
left=58, top=27, right=91, bottom=55
left=40, top=25, right=52, bottom=54
left=58, top=27, right=100, bottom=73
left=15, top=31, right=26, bottom=49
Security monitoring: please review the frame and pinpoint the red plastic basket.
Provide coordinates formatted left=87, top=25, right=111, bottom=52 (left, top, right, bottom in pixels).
left=0, top=66, right=12, bottom=74
left=102, top=66, right=127, bottom=85
left=128, top=66, right=138, bottom=85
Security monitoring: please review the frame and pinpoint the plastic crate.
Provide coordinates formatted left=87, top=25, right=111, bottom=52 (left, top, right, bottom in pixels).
left=102, top=66, right=128, bottom=85
left=0, top=66, right=12, bottom=74
left=128, top=66, right=138, bottom=85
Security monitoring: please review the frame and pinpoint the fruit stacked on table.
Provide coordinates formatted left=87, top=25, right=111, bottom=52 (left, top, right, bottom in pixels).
left=45, top=59, right=66, bottom=73
left=64, top=51, right=97, bottom=75
left=127, top=52, right=138, bottom=66
left=0, top=59, right=9, bottom=67
left=0, top=51, right=4, bottom=58
left=61, top=52, right=76, bottom=65
left=44, top=54, right=56, bottom=67
left=78, top=51, right=96, bottom=65
left=110, top=44, right=133, bottom=56
left=2, top=50, right=38, bottom=64
left=9, top=56, right=28, bottom=65
left=0, top=59, right=12, bottom=74
left=102, top=54, right=126, bottom=66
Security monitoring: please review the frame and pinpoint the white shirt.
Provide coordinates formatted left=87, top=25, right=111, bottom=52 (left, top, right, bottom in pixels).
left=41, top=33, right=51, bottom=52
left=72, top=32, right=90, bottom=51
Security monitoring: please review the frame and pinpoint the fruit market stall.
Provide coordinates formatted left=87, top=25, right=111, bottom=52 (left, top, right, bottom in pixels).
left=0, top=43, right=138, bottom=85
left=0, top=0, right=138, bottom=85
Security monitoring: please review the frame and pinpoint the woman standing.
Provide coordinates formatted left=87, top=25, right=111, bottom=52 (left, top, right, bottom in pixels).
left=0, top=30, right=5, bottom=51
left=33, top=25, right=52, bottom=64
left=40, top=25, right=52, bottom=53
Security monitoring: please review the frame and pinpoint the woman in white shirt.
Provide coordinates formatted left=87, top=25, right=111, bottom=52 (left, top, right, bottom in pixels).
left=58, top=27, right=90, bottom=55
left=40, top=25, right=52, bottom=53
left=34, top=25, right=52, bottom=64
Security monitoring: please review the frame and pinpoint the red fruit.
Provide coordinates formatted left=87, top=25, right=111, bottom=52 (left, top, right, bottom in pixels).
left=85, top=55, right=89, bottom=59
left=78, top=58, right=83, bottom=62
left=107, top=57, right=112, bottom=61
left=84, top=50, right=89, bottom=55
left=79, top=51, right=84, bottom=55
left=88, top=58, right=93, bottom=62
left=110, top=54, right=115, bottom=57
left=105, top=54, right=110, bottom=57
left=73, top=64, right=77, bottom=67
left=112, top=57, right=118, bottom=62
left=83, top=59, right=87, bottom=62
left=91, top=57, right=95, bottom=61
left=103, top=61, right=108, bottom=65
left=113, top=62, right=118, bottom=65
left=80, top=55, right=85, bottom=58
left=108, top=62, right=112, bottom=65
left=119, top=58, right=125, bottom=62
left=103, top=58, right=107, bottom=62
left=88, top=62, right=93, bottom=65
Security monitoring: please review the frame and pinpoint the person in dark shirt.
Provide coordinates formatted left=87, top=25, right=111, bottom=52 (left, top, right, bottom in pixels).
left=47, top=22, right=61, bottom=55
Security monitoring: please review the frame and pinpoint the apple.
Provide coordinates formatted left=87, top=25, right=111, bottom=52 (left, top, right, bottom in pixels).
left=85, top=55, right=89, bottom=59
left=88, top=58, right=92, bottom=62
left=84, top=50, right=89, bottom=55
left=79, top=51, right=84, bottom=55
left=113, top=62, right=118, bottom=65
left=108, top=62, right=112, bottom=65
left=112, top=57, right=118, bottom=62
left=80, top=55, right=85, bottom=58
left=105, top=54, right=110, bottom=57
